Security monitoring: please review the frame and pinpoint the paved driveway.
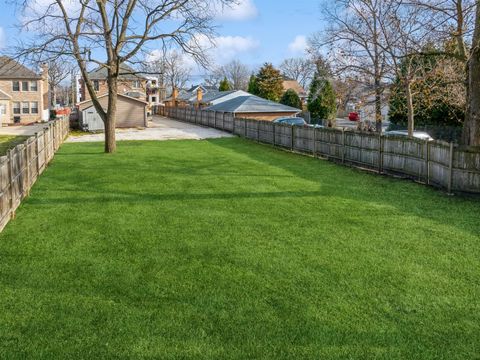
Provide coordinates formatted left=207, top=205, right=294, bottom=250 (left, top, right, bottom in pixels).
left=67, top=116, right=233, bottom=143
left=0, top=122, right=50, bottom=136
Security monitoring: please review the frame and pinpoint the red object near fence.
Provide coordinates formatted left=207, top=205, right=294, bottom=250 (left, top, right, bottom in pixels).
left=348, top=112, right=359, bottom=121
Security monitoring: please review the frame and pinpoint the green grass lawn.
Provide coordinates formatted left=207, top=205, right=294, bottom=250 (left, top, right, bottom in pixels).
left=0, top=135, right=27, bottom=155
left=0, top=138, right=479, bottom=359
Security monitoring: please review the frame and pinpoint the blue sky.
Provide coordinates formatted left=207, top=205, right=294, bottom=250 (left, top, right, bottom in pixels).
left=0, top=0, right=324, bottom=73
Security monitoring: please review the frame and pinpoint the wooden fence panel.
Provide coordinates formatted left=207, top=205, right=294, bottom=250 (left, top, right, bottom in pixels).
left=258, top=121, right=274, bottom=144
left=160, top=106, right=480, bottom=194
left=294, top=127, right=314, bottom=153
left=0, top=118, right=70, bottom=232
left=274, top=124, right=293, bottom=148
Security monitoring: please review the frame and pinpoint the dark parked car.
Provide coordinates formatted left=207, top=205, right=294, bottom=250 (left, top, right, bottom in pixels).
left=273, top=117, right=307, bottom=126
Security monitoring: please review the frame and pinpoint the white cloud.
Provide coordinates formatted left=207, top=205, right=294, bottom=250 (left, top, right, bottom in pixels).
left=288, top=35, right=308, bottom=54
left=212, top=35, right=260, bottom=63
left=216, top=0, right=258, bottom=21
left=0, top=28, right=5, bottom=49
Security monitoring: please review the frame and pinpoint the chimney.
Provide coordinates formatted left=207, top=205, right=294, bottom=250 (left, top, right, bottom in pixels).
left=196, top=87, right=203, bottom=103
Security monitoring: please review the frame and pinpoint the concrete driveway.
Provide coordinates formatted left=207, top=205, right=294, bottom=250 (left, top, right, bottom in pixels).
left=67, top=116, right=234, bottom=143
left=0, top=122, right=51, bottom=136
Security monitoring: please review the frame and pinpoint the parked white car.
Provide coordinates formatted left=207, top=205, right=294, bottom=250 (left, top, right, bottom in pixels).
left=384, top=130, right=434, bottom=141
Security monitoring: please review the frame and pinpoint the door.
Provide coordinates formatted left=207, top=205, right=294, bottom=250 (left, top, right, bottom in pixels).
left=84, top=108, right=104, bottom=131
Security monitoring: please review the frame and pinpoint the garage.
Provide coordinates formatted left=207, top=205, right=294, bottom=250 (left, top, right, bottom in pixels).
left=78, top=93, right=148, bottom=131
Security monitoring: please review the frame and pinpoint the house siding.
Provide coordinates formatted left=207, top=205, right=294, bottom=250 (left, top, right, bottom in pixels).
left=80, top=79, right=147, bottom=102
left=0, top=78, right=47, bottom=124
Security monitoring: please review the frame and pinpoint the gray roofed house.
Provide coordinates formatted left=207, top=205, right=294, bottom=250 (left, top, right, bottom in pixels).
left=88, top=64, right=147, bottom=81
left=204, top=95, right=301, bottom=121
left=0, top=56, right=42, bottom=79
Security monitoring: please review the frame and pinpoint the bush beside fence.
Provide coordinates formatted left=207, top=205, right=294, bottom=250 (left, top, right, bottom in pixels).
left=0, top=118, right=70, bottom=231
left=156, top=106, right=480, bottom=194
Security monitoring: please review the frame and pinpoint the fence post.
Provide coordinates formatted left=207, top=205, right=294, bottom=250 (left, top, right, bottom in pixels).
left=25, top=141, right=30, bottom=197
left=232, top=116, right=236, bottom=135
left=378, top=133, right=383, bottom=173
left=272, top=123, right=276, bottom=146
left=447, top=142, right=454, bottom=193
left=342, top=129, right=346, bottom=164
left=214, top=111, right=217, bottom=129
left=425, top=140, right=430, bottom=185
left=291, top=125, right=294, bottom=151
left=44, top=129, right=48, bottom=165
left=244, top=119, right=247, bottom=138
left=313, top=127, right=316, bottom=157
left=7, top=149, right=15, bottom=219
left=257, top=121, right=260, bottom=142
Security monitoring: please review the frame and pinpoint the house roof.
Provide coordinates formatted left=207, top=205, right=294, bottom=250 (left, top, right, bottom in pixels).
left=205, top=95, right=300, bottom=114
left=88, top=64, right=146, bottom=81
left=0, top=56, right=42, bottom=80
left=77, top=92, right=148, bottom=107
left=201, top=90, right=250, bottom=105
left=0, top=88, right=12, bottom=100
left=282, top=80, right=307, bottom=96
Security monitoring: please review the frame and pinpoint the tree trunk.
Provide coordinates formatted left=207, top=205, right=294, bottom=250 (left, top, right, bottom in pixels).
left=104, top=78, right=117, bottom=153
left=462, top=1, right=480, bottom=146
left=405, top=81, right=414, bottom=137
left=375, top=79, right=383, bottom=133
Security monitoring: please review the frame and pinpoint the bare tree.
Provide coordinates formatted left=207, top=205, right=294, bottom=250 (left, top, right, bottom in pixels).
left=14, top=0, right=233, bottom=153
left=48, top=60, right=73, bottom=107
left=312, top=0, right=393, bottom=132
left=145, top=49, right=191, bottom=95
left=207, top=60, right=250, bottom=90
left=279, top=58, right=315, bottom=88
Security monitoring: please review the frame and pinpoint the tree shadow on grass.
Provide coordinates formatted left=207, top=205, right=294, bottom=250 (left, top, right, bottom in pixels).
left=204, top=138, right=480, bottom=237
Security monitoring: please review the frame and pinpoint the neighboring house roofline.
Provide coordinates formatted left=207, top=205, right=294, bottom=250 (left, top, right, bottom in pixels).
left=77, top=92, right=148, bottom=107
left=0, top=56, right=43, bottom=80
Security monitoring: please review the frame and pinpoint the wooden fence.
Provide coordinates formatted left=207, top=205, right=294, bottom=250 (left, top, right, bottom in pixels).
left=158, top=106, right=480, bottom=194
left=0, top=118, right=70, bottom=231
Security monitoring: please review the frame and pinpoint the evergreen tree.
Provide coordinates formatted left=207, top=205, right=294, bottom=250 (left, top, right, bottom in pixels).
left=255, top=63, right=284, bottom=101
left=219, top=77, right=232, bottom=91
left=307, top=75, right=336, bottom=125
left=247, top=74, right=258, bottom=95
left=280, top=89, right=302, bottom=109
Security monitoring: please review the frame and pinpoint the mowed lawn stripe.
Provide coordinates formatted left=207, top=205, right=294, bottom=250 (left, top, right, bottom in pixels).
left=0, top=138, right=479, bottom=359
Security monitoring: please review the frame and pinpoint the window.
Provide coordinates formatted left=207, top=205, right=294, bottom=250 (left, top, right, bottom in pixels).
left=22, top=102, right=29, bottom=114
left=30, top=81, right=38, bottom=91
left=151, top=97, right=157, bottom=103
left=93, top=80, right=99, bottom=92
left=12, top=81, right=20, bottom=92
left=13, top=102, right=20, bottom=114
left=0, top=104, right=6, bottom=115
left=30, top=102, right=39, bottom=114
left=22, top=81, right=29, bottom=91
left=132, top=80, right=141, bottom=88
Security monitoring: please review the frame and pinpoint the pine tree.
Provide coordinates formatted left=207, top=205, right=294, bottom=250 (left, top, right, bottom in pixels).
left=307, top=75, right=336, bottom=125
left=280, top=89, right=302, bottom=109
left=255, top=63, right=284, bottom=102
left=219, top=77, right=232, bottom=91
left=247, top=74, right=258, bottom=95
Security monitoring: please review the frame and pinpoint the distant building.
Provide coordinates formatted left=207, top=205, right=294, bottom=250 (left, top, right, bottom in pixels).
left=78, top=64, right=162, bottom=108
left=205, top=95, right=300, bottom=121
left=282, top=78, right=308, bottom=104
left=164, top=84, right=220, bottom=107
left=0, top=56, right=50, bottom=125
